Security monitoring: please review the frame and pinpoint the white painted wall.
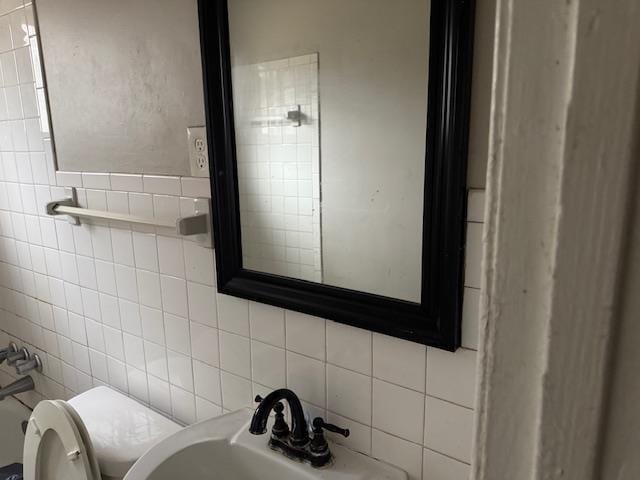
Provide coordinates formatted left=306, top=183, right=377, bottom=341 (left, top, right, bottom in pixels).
left=598, top=161, right=640, bottom=480
left=36, top=0, right=204, bottom=176
left=474, top=0, right=640, bottom=477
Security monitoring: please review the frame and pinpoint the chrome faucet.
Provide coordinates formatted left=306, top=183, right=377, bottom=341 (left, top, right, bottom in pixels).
left=15, top=354, right=42, bottom=375
left=0, top=376, right=35, bottom=401
left=250, top=389, right=349, bottom=468
left=0, top=343, right=18, bottom=364
left=6, top=347, right=29, bottom=366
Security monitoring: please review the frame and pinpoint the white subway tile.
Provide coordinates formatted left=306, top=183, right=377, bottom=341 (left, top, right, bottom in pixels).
left=373, top=333, right=426, bottom=392
left=140, top=306, right=165, bottom=345
left=167, top=350, right=193, bottom=392
left=103, top=326, right=124, bottom=362
left=81, top=173, right=110, bottom=190
left=190, top=321, right=218, bottom=366
left=220, top=371, right=252, bottom=410
left=426, top=348, right=477, bottom=408
left=217, top=293, right=249, bottom=336
left=128, top=192, right=154, bottom=218
left=251, top=341, right=285, bottom=388
left=195, top=396, right=222, bottom=421
left=143, top=175, right=181, bottom=195
left=373, top=379, right=424, bottom=443
left=424, top=397, right=473, bottom=463
left=164, top=313, right=190, bottom=355
left=287, top=351, right=325, bottom=408
left=467, top=189, right=486, bottom=223
left=461, top=287, right=480, bottom=350
left=326, top=412, right=372, bottom=456
left=137, top=270, right=162, bottom=309
left=372, top=430, right=423, bottom=480
left=326, top=364, right=371, bottom=425
left=422, top=449, right=470, bottom=480
left=193, top=360, right=221, bottom=405
left=71, top=225, right=92, bottom=257
left=160, top=275, right=188, bottom=317
left=187, top=281, right=217, bottom=327
left=54, top=220, right=75, bottom=253
left=127, top=366, right=149, bottom=404
left=99, top=293, right=120, bottom=329
left=59, top=251, right=78, bottom=284
left=132, top=232, right=158, bottom=272
left=170, top=384, right=195, bottom=424
left=148, top=376, right=172, bottom=415
left=157, top=236, right=185, bottom=278
left=106, top=191, right=129, bottom=215
left=85, top=318, right=105, bottom=353
left=183, top=241, right=214, bottom=285
left=326, top=321, right=371, bottom=375
left=144, top=341, right=168, bottom=381
left=464, top=223, right=483, bottom=288
left=110, top=228, right=134, bottom=267
left=89, top=350, right=108, bottom=383
left=63, top=282, right=82, bottom=314
left=285, top=310, right=325, bottom=360
left=180, top=178, right=210, bottom=197
left=249, top=302, right=284, bottom=347
left=119, top=298, right=142, bottom=336
left=114, top=264, right=138, bottom=302
left=123, top=333, right=145, bottom=370
left=90, top=225, right=113, bottom=261
left=152, top=194, right=180, bottom=223
left=55, top=171, right=82, bottom=187
left=219, top=330, right=250, bottom=379
left=110, top=174, right=143, bottom=192
left=80, top=288, right=100, bottom=322
left=67, top=312, right=86, bottom=345
left=95, top=260, right=117, bottom=295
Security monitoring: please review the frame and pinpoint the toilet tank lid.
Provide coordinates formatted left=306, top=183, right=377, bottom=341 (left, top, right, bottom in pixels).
left=68, top=386, right=181, bottom=477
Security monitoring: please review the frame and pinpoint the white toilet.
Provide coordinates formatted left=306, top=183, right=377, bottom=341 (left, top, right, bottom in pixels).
left=22, top=386, right=181, bottom=480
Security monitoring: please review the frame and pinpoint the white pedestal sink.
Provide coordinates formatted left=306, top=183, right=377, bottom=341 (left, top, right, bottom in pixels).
left=124, top=409, right=407, bottom=480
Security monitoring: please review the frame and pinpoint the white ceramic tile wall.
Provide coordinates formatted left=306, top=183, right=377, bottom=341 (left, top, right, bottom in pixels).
left=0, top=3, right=485, bottom=479
left=234, top=54, right=322, bottom=283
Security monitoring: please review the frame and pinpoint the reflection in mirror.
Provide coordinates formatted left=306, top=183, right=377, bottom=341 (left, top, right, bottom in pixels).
left=229, top=0, right=430, bottom=303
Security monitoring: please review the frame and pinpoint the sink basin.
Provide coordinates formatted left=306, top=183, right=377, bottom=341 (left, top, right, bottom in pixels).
left=124, top=409, right=407, bottom=480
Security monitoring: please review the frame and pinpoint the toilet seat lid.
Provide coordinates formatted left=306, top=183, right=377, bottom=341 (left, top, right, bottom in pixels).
left=23, top=400, right=101, bottom=480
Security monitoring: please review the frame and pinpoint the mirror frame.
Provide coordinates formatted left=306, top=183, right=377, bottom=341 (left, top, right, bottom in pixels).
left=198, top=0, right=475, bottom=350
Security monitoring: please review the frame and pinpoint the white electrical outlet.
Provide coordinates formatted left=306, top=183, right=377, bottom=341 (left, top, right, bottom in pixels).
left=187, top=126, right=209, bottom=177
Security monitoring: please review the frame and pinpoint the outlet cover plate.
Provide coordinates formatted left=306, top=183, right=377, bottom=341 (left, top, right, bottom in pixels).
left=187, top=126, right=209, bottom=177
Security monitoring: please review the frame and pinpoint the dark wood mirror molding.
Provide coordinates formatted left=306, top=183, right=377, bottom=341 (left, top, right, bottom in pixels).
left=198, top=0, right=475, bottom=350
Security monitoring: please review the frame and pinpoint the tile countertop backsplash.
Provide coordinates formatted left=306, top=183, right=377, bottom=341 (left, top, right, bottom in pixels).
left=0, top=2, right=484, bottom=480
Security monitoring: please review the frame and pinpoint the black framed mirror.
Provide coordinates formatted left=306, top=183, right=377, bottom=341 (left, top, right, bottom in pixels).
left=198, top=0, right=475, bottom=351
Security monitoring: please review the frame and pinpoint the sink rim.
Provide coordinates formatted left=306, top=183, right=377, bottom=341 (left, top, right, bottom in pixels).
left=123, top=409, right=408, bottom=480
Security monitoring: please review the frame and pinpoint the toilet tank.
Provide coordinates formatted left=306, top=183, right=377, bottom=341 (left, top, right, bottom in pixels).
left=68, top=386, right=181, bottom=479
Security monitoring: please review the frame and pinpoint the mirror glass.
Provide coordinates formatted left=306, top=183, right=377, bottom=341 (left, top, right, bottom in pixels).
left=36, top=0, right=204, bottom=176
left=228, top=0, right=430, bottom=303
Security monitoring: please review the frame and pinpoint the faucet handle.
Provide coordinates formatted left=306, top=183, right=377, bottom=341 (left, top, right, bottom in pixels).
left=312, top=417, right=350, bottom=438
left=309, top=417, right=349, bottom=455
left=15, top=354, right=42, bottom=375
left=6, top=347, right=29, bottom=366
left=0, top=343, right=17, bottom=364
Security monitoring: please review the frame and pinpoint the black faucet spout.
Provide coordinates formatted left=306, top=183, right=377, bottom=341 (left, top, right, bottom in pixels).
left=249, top=388, right=309, bottom=446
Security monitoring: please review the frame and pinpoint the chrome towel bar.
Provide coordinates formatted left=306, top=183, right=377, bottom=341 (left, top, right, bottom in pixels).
left=46, top=187, right=209, bottom=236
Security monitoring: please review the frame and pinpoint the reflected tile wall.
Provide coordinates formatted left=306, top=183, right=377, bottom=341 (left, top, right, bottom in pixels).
left=234, top=53, right=322, bottom=283
left=0, top=2, right=484, bottom=479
